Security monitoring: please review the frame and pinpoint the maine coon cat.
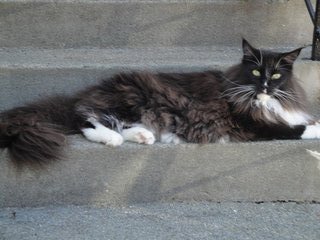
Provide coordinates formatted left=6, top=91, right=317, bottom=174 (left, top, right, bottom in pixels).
left=1, top=39, right=320, bottom=166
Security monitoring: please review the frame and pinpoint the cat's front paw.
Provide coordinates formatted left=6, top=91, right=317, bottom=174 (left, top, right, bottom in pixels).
left=122, top=127, right=155, bottom=145
left=82, top=127, right=124, bottom=147
left=105, top=132, right=124, bottom=147
left=301, top=123, right=320, bottom=139
left=136, top=131, right=156, bottom=144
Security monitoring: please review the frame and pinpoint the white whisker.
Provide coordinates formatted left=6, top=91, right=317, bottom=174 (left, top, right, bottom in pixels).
left=246, top=48, right=262, bottom=66
left=220, top=75, right=243, bottom=87
left=259, top=48, right=263, bottom=65
left=222, top=85, right=254, bottom=94
left=273, top=89, right=302, bottom=105
left=221, top=85, right=255, bottom=99
left=275, top=55, right=285, bottom=70
left=244, top=58, right=260, bottom=66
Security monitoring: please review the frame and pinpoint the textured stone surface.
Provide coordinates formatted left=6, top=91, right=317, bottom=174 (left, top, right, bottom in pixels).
left=1, top=47, right=319, bottom=112
left=1, top=136, right=320, bottom=207
left=1, top=203, right=320, bottom=240
left=0, top=0, right=313, bottom=48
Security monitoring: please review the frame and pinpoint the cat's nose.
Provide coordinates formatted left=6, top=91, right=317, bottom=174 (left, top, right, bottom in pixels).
left=258, top=88, right=268, bottom=94
left=261, top=82, right=268, bottom=93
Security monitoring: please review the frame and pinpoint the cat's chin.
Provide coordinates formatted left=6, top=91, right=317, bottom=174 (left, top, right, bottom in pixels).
left=256, top=93, right=271, bottom=104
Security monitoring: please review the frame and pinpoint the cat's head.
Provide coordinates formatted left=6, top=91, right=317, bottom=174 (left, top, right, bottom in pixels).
left=224, top=39, right=308, bottom=124
left=241, top=38, right=302, bottom=97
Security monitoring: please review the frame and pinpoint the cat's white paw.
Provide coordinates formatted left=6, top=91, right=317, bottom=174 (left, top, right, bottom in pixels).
left=135, top=131, right=156, bottom=145
left=160, top=132, right=181, bottom=144
left=105, top=131, right=124, bottom=147
left=122, top=127, right=155, bottom=145
left=301, top=123, right=320, bottom=139
left=82, top=127, right=123, bottom=147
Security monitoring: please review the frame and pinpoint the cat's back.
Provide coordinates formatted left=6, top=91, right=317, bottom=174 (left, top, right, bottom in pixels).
left=98, top=70, right=223, bottom=100
left=156, top=70, right=224, bottom=101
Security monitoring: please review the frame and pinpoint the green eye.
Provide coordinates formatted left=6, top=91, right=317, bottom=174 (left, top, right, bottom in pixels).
left=271, top=73, right=281, bottom=80
left=252, top=69, right=261, bottom=77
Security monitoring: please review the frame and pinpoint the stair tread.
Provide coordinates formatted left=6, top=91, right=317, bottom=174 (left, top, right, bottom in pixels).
left=0, top=46, right=313, bottom=69
left=1, top=202, right=320, bottom=240
left=1, top=135, right=320, bottom=207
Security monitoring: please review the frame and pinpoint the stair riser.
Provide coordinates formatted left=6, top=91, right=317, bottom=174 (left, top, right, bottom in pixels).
left=0, top=0, right=312, bottom=48
left=1, top=62, right=319, bottom=113
left=1, top=138, right=320, bottom=207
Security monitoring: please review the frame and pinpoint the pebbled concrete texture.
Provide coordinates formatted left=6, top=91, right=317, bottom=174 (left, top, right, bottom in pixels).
left=1, top=136, right=320, bottom=208
left=1, top=202, right=320, bottom=240
left=0, top=0, right=313, bottom=48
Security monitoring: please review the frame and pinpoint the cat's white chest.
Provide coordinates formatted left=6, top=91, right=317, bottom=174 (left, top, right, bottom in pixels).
left=255, top=94, right=311, bottom=126
left=256, top=93, right=271, bottom=103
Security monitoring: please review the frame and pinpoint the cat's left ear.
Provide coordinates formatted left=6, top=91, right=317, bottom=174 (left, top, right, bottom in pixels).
left=281, top=47, right=304, bottom=64
left=242, top=38, right=257, bottom=57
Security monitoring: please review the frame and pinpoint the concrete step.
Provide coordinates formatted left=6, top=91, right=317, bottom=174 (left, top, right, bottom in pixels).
left=1, top=46, right=320, bottom=112
left=1, top=203, right=320, bottom=240
left=0, top=45, right=320, bottom=111
left=0, top=46, right=240, bottom=111
left=1, top=136, right=320, bottom=208
left=0, top=0, right=313, bottom=48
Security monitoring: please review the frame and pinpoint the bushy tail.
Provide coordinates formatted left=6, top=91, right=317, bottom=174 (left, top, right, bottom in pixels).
left=0, top=97, right=78, bottom=166
left=0, top=118, right=67, bottom=167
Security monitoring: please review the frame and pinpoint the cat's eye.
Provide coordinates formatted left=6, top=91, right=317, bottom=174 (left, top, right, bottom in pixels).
left=271, top=73, right=281, bottom=80
left=252, top=69, right=261, bottom=77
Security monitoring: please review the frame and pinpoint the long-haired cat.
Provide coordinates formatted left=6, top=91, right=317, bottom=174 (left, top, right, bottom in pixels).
left=1, top=39, right=320, bottom=166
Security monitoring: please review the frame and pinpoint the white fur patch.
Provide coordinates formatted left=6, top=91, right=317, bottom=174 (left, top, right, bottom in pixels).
left=122, top=126, right=155, bottom=145
left=256, top=93, right=271, bottom=103
left=277, top=110, right=311, bottom=126
left=160, top=132, right=182, bottom=144
left=301, top=124, right=320, bottom=139
left=82, top=119, right=123, bottom=146
left=255, top=95, right=311, bottom=126
left=218, top=135, right=230, bottom=144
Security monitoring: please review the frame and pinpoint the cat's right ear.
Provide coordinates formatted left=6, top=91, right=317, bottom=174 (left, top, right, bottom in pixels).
left=281, top=47, right=303, bottom=64
left=242, top=38, right=257, bottom=58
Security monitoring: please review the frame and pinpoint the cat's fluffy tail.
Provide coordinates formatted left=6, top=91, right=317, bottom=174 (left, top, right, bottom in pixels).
left=0, top=97, right=79, bottom=166
left=0, top=121, right=66, bottom=166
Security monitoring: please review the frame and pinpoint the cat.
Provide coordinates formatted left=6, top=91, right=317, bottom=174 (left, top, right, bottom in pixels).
left=1, top=39, right=320, bottom=166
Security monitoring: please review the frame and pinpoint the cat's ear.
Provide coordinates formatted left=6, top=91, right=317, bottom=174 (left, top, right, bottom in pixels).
left=281, top=47, right=303, bottom=64
left=242, top=38, right=257, bottom=57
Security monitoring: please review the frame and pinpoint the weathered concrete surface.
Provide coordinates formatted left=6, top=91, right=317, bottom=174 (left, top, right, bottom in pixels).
left=1, top=47, right=320, bottom=112
left=294, top=61, right=320, bottom=113
left=1, top=136, right=320, bottom=207
left=0, top=0, right=313, bottom=48
left=1, top=203, right=320, bottom=240
left=0, top=46, right=241, bottom=111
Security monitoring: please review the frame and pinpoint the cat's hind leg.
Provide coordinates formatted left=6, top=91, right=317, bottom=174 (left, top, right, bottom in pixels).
left=160, top=132, right=183, bottom=144
left=121, top=126, right=156, bottom=145
left=81, top=118, right=123, bottom=147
